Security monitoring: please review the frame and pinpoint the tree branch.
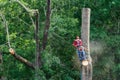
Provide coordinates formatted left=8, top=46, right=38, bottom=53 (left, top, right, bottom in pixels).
left=11, top=52, right=35, bottom=69
left=9, top=48, right=35, bottom=69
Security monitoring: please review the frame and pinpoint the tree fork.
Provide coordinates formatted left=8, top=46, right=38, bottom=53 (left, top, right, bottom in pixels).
left=81, top=8, right=92, bottom=80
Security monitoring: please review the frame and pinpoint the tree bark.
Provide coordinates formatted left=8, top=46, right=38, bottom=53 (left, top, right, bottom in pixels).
left=81, top=8, right=92, bottom=80
left=42, top=0, right=51, bottom=50
left=34, top=11, right=41, bottom=68
left=34, top=10, right=41, bottom=80
left=11, top=53, right=35, bottom=69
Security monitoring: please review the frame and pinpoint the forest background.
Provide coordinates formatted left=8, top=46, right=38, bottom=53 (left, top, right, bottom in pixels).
left=0, top=0, right=120, bottom=80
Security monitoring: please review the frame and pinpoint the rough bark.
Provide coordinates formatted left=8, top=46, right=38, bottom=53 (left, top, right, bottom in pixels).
left=42, top=0, right=51, bottom=50
left=81, top=8, right=92, bottom=80
left=11, top=53, right=35, bottom=69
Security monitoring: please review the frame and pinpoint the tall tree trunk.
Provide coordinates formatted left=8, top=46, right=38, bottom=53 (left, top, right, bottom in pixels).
left=34, top=11, right=41, bottom=80
left=34, top=11, right=41, bottom=68
left=42, top=0, right=51, bottom=50
left=81, top=8, right=92, bottom=80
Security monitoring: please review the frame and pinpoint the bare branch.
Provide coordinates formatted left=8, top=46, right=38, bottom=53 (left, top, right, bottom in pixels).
left=10, top=52, right=35, bottom=69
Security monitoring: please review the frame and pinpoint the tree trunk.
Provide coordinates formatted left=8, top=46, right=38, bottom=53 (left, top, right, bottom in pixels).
left=81, top=8, right=92, bottom=80
left=42, top=0, right=51, bottom=50
left=34, top=11, right=41, bottom=68
left=34, top=11, right=41, bottom=80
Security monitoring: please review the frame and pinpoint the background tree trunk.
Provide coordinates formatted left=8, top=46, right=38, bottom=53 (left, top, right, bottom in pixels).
left=42, top=0, right=51, bottom=50
left=81, top=8, right=92, bottom=80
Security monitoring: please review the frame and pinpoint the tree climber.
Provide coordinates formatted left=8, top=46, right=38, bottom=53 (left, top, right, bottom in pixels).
left=72, top=36, right=82, bottom=48
left=78, top=46, right=86, bottom=61
left=72, top=36, right=86, bottom=61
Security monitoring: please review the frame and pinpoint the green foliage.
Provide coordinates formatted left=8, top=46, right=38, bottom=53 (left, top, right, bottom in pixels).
left=0, top=0, right=120, bottom=80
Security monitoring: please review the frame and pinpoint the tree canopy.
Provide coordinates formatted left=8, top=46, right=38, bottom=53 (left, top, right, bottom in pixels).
left=0, top=0, right=120, bottom=80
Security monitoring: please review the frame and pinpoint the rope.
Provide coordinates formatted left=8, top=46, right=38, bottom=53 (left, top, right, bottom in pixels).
left=0, top=13, right=11, bottom=48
